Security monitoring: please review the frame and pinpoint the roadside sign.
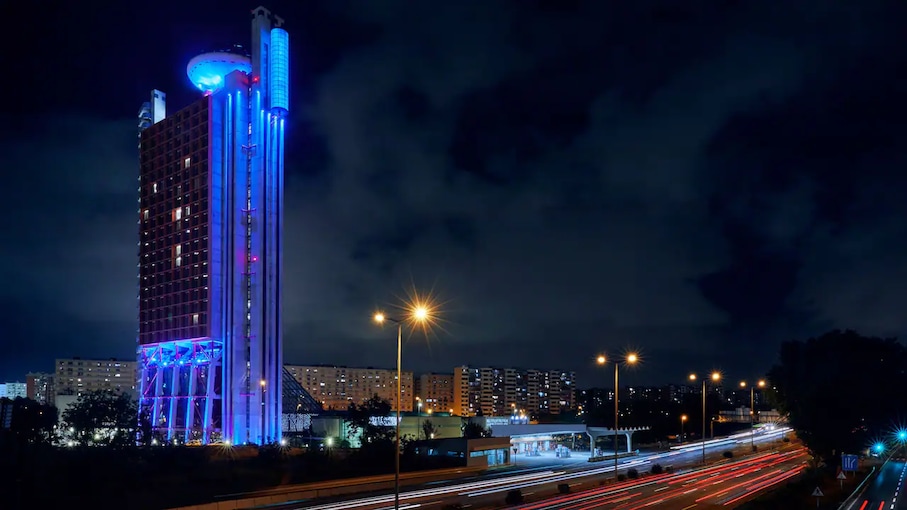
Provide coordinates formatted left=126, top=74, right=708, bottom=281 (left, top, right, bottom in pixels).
left=812, top=487, right=824, bottom=497
left=842, top=454, right=859, bottom=471
left=837, top=471, right=847, bottom=480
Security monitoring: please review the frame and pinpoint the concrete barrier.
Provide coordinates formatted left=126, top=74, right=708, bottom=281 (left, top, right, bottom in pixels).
left=168, top=466, right=486, bottom=510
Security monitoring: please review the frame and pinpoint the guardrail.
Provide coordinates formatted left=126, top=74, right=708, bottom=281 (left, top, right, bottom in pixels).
left=167, top=466, right=487, bottom=510
left=837, top=465, right=878, bottom=510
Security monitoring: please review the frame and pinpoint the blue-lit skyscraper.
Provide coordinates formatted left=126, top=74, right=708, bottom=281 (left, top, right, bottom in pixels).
left=137, top=6, right=288, bottom=445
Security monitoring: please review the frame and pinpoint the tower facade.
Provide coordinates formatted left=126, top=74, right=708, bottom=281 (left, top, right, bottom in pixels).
left=137, top=6, right=288, bottom=445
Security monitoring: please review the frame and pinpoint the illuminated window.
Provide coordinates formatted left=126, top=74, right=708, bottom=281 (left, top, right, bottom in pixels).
left=175, top=256, right=182, bottom=267
left=142, top=209, right=149, bottom=220
left=174, top=208, right=182, bottom=221
left=153, top=183, right=158, bottom=193
left=175, top=245, right=181, bottom=256
left=192, top=314, right=199, bottom=325
left=184, top=157, right=191, bottom=169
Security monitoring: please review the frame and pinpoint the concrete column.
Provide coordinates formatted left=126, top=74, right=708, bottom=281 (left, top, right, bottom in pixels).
left=625, top=432, right=633, bottom=453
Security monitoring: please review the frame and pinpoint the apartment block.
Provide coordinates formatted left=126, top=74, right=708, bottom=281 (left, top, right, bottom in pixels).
left=0, top=382, right=27, bottom=399
left=285, top=365, right=414, bottom=412
left=414, top=372, right=454, bottom=413
left=452, top=365, right=576, bottom=417
left=26, top=373, right=55, bottom=406
left=54, top=358, right=138, bottom=398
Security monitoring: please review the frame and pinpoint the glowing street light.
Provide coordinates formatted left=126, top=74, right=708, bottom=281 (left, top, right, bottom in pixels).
left=680, top=414, right=688, bottom=444
left=690, top=371, right=721, bottom=464
left=373, top=299, right=434, bottom=510
left=740, top=379, right=766, bottom=451
left=597, top=352, right=640, bottom=478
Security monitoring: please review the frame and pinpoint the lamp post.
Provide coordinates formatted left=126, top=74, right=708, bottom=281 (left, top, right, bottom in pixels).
left=597, top=353, right=639, bottom=478
left=689, top=372, right=720, bottom=464
left=374, top=306, right=430, bottom=510
left=680, top=414, right=687, bottom=444
left=260, top=379, right=266, bottom=444
left=739, top=380, right=765, bottom=452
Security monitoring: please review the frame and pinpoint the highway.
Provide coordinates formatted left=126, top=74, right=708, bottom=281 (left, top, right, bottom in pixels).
left=252, top=428, right=793, bottom=510
left=516, top=447, right=807, bottom=509
left=844, top=459, right=907, bottom=510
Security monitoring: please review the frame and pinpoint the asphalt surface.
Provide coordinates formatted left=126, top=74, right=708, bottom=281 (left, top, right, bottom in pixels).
left=845, top=459, right=907, bottom=510
left=514, top=446, right=808, bottom=510
left=254, top=429, right=793, bottom=510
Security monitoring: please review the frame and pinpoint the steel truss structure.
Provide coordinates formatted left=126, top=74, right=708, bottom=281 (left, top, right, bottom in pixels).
left=139, top=338, right=223, bottom=443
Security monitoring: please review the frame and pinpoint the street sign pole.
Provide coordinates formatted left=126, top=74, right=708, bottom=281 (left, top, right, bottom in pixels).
left=811, top=486, right=824, bottom=508
left=837, top=470, right=846, bottom=489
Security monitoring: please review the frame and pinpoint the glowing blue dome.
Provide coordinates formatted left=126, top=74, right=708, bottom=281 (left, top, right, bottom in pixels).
left=186, top=51, right=252, bottom=93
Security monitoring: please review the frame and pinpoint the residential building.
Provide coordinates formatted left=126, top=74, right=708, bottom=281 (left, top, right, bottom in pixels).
left=0, top=382, right=27, bottom=399
left=284, top=365, right=414, bottom=412
left=415, top=372, right=454, bottom=413
left=26, top=372, right=55, bottom=405
left=452, top=365, right=576, bottom=417
left=54, top=358, right=137, bottom=398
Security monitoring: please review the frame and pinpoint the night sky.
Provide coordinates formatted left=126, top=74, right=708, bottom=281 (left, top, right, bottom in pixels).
left=3, top=1, right=906, bottom=387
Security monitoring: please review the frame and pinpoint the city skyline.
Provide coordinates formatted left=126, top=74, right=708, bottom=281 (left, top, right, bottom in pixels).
left=4, top=1, right=907, bottom=387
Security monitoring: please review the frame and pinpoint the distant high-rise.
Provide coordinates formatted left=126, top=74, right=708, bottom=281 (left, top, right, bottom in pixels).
left=452, top=366, right=576, bottom=417
left=137, top=6, right=289, bottom=445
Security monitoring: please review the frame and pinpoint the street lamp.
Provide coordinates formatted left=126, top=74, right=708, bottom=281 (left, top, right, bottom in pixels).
left=680, top=414, right=687, bottom=444
left=690, top=371, right=720, bottom=464
left=739, top=380, right=765, bottom=452
left=373, top=305, right=431, bottom=510
left=260, top=379, right=267, bottom=444
left=597, top=352, right=639, bottom=478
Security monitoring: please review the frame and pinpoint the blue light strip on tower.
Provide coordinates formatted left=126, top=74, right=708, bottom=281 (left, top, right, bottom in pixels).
left=269, top=28, right=289, bottom=112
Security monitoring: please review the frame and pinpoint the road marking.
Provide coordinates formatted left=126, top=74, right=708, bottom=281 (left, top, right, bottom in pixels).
left=655, top=486, right=669, bottom=492
left=682, top=505, right=698, bottom=510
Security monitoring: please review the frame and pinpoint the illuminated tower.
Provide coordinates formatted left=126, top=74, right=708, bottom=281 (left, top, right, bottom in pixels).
left=137, top=6, right=288, bottom=445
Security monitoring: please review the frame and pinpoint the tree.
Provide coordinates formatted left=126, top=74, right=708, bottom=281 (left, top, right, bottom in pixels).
left=2, top=397, right=57, bottom=445
left=461, top=420, right=491, bottom=439
left=62, top=390, right=140, bottom=447
left=346, top=395, right=395, bottom=446
left=422, top=419, right=437, bottom=440
left=767, top=330, right=907, bottom=464
left=137, top=404, right=155, bottom=446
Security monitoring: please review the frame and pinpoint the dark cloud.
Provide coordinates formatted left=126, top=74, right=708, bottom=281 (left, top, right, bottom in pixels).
left=4, top=1, right=907, bottom=385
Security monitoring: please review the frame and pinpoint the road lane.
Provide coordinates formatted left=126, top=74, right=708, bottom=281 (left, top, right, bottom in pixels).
left=252, top=428, right=793, bottom=510
left=516, top=447, right=808, bottom=510
left=847, top=460, right=907, bottom=510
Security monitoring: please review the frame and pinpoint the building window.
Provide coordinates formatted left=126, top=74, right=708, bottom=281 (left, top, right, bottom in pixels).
left=192, top=314, right=199, bottom=325
left=184, top=157, right=191, bottom=169
left=153, top=183, right=158, bottom=193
